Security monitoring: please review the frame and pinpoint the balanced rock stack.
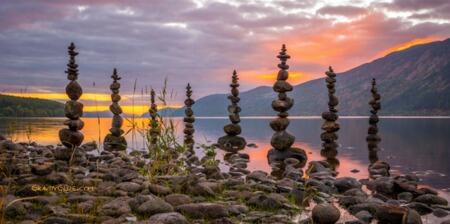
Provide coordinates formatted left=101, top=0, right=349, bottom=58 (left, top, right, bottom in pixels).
left=367, top=78, right=381, bottom=164
left=267, top=44, right=307, bottom=176
left=183, top=83, right=195, bottom=152
left=367, top=78, right=390, bottom=177
left=103, top=68, right=127, bottom=151
left=148, top=89, right=160, bottom=147
left=320, top=66, right=340, bottom=170
left=59, top=42, right=84, bottom=149
left=217, top=70, right=246, bottom=153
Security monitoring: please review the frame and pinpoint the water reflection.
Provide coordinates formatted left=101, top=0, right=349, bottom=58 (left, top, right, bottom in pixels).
left=0, top=117, right=449, bottom=189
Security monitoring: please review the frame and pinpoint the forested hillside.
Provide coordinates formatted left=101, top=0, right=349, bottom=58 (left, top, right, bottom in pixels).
left=0, top=94, right=64, bottom=117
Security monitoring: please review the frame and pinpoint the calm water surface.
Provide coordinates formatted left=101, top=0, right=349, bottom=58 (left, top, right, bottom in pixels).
left=1, top=117, right=449, bottom=191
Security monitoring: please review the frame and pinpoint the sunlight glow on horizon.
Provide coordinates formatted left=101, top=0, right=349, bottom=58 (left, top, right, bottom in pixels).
left=376, top=37, right=442, bottom=58
left=3, top=92, right=116, bottom=102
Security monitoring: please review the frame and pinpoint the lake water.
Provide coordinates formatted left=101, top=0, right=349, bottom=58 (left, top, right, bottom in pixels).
left=1, top=117, right=449, bottom=191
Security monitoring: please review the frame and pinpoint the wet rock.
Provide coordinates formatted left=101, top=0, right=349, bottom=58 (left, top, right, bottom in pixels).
left=228, top=204, right=249, bottom=215
left=176, top=203, right=228, bottom=219
left=187, top=182, right=215, bottom=197
left=334, top=177, right=361, bottom=193
left=267, top=147, right=307, bottom=167
left=406, top=209, right=423, bottom=224
left=165, top=194, right=192, bottom=207
left=247, top=193, right=287, bottom=210
left=414, top=194, right=448, bottom=206
left=367, top=176, right=394, bottom=195
left=43, top=216, right=72, bottom=224
left=31, top=162, right=54, bottom=176
left=101, top=197, right=131, bottom=217
left=407, top=202, right=433, bottom=215
left=58, top=129, right=84, bottom=149
left=148, top=183, right=172, bottom=196
left=136, top=197, right=173, bottom=216
left=4, top=197, right=27, bottom=218
left=355, top=210, right=373, bottom=223
left=375, top=205, right=407, bottom=223
left=147, top=212, right=188, bottom=224
left=217, top=136, right=246, bottom=153
left=338, top=196, right=367, bottom=208
left=434, top=208, right=449, bottom=218
left=247, top=170, right=270, bottom=182
left=312, top=203, right=340, bottom=224
left=398, top=192, right=414, bottom=202
left=349, top=202, right=382, bottom=215
left=270, top=131, right=295, bottom=150
left=116, top=182, right=142, bottom=193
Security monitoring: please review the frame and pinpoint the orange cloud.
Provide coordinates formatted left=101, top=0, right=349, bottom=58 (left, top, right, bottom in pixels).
left=375, top=36, right=441, bottom=58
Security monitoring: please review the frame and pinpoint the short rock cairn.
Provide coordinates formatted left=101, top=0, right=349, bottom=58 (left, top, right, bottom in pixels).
left=59, top=42, right=84, bottom=150
left=320, top=66, right=340, bottom=170
left=103, top=68, right=127, bottom=151
left=367, top=78, right=390, bottom=177
left=218, top=70, right=247, bottom=153
left=183, top=83, right=199, bottom=165
left=217, top=70, right=250, bottom=177
left=267, top=44, right=307, bottom=179
left=148, top=88, right=160, bottom=148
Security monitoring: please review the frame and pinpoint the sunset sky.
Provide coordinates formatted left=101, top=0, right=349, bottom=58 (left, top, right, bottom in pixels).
left=1, top=0, right=449, bottom=114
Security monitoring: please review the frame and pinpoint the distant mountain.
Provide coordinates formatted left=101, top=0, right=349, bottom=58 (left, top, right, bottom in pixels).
left=165, top=38, right=450, bottom=116
left=0, top=94, right=65, bottom=117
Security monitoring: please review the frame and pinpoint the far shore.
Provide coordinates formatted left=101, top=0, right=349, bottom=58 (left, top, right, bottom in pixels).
left=1, top=115, right=450, bottom=119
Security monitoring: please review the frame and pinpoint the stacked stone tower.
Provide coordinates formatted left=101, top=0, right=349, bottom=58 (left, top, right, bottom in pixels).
left=267, top=45, right=307, bottom=174
left=148, top=89, right=159, bottom=147
left=103, top=68, right=127, bottom=151
left=218, top=70, right=246, bottom=153
left=367, top=78, right=381, bottom=164
left=367, top=78, right=390, bottom=177
left=59, top=43, right=84, bottom=148
left=184, top=83, right=195, bottom=151
left=320, top=66, right=340, bottom=169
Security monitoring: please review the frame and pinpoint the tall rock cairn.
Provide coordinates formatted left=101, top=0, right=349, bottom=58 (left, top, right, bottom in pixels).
left=148, top=89, right=159, bottom=147
left=59, top=42, right=84, bottom=148
left=183, top=83, right=195, bottom=151
left=367, top=78, right=381, bottom=164
left=103, top=68, right=127, bottom=151
left=268, top=44, right=307, bottom=177
left=320, top=66, right=340, bottom=170
left=218, top=70, right=246, bottom=153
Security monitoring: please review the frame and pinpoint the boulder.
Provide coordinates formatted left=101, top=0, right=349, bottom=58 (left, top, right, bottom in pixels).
left=312, top=203, right=340, bottom=224
left=176, top=203, right=228, bottom=219
left=334, top=177, right=361, bottom=193
left=165, top=194, right=192, bottom=207
left=147, top=212, right=188, bottom=224
left=414, top=194, right=448, bottom=206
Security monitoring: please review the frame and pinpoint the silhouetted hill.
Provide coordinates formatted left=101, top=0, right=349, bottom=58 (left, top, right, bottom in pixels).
left=0, top=94, right=65, bottom=117
left=166, top=38, right=450, bottom=116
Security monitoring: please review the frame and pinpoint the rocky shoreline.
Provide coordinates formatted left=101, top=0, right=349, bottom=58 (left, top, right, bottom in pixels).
left=1, top=139, right=450, bottom=224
